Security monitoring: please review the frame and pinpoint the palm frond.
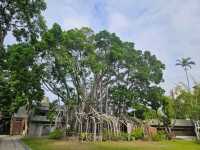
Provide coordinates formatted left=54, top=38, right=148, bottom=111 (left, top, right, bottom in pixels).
left=188, top=61, right=195, bottom=65
left=175, top=59, right=182, bottom=66
left=185, top=57, right=191, bottom=62
left=175, top=57, right=195, bottom=68
left=175, top=62, right=182, bottom=66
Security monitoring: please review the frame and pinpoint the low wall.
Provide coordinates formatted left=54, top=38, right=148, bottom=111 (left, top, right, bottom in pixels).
left=28, top=123, right=53, bottom=137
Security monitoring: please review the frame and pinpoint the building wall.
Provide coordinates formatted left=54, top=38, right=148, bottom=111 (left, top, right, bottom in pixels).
left=28, top=122, right=53, bottom=137
left=151, top=125, right=195, bottom=136
left=172, top=126, right=195, bottom=136
left=10, top=117, right=26, bottom=135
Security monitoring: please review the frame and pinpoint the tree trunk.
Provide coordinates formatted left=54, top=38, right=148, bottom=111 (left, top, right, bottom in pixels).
left=0, top=30, right=5, bottom=49
left=184, top=67, right=190, bottom=91
left=92, top=117, right=96, bottom=141
left=86, top=118, right=89, bottom=141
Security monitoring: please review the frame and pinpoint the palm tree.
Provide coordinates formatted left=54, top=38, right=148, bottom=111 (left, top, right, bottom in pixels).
left=176, top=57, right=195, bottom=90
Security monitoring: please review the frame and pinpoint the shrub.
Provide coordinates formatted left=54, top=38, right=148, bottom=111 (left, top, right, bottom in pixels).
left=102, top=130, right=111, bottom=141
left=111, top=135, right=122, bottom=141
left=48, top=129, right=63, bottom=139
left=102, top=131, right=133, bottom=141
left=80, top=132, right=88, bottom=141
left=120, top=132, right=130, bottom=141
left=152, top=131, right=167, bottom=141
left=131, top=128, right=144, bottom=140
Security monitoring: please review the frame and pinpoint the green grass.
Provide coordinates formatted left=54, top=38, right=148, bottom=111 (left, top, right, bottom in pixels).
left=22, top=138, right=200, bottom=150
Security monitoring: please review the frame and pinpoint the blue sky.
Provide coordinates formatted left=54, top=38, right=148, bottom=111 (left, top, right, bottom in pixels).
left=5, top=0, right=200, bottom=96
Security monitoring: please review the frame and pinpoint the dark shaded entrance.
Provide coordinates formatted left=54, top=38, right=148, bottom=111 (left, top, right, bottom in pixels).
left=0, top=117, right=10, bottom=135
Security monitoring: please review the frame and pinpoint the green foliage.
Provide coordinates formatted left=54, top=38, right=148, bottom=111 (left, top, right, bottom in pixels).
left=110, top=132, right=134, bottom=141
left=176, top=57, right=195, bottom=90
left=47, top=100, right=59, bottom=124
left=130, top=104, right=157, bottom=120
left=176, top=57, right=195, bottom=70
left=110, top=85, right=135, bottom=116
left=174, top=84, right=200, bottom=120
left=149, top=87, right=165, bottom=110
left=131, top=128, right=144, bottom=140
left=0, top=44, right=44, bottom=115
left=102, top=131, right=133, bottom=141
left=40, top=24, right=165, bottom=117
left=80, top=132, right=88, bottom=141
left=48, top=129, right=63, bottom=139
left=162, top=96, right=175, bottom=119
left=152, top=131, right=167, bottom=141
left=0, top=0, right=46, bottom=116
left=120, top=132, right=131, bottom=141
left=0, top=11, right=166, bottom=135
left=0, top=0, right=46, bottom=46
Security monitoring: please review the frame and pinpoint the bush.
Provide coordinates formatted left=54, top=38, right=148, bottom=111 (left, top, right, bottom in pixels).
left=131, top=128, right=144, bottom=140
left=111, top=132, right=132, bottom=141
left=111, top=135, right=122, bottom=141
left=152, top=131, right=167, bottom=141
left=102, top=130, right=111, bottom=141
left=80, top=132, right=88, bottom=141
left=48, top=129, right=63, bottom=139
left=102, top=130, right=133, bottom=141
left=120, top=132, right=130, bottom=141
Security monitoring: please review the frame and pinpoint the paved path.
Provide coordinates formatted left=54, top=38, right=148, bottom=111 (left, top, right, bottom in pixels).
left=0, top=135, right=28, bottom=150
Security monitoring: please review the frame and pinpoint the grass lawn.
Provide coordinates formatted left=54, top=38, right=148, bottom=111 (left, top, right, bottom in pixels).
left=22, top=138, right=200, bottom=150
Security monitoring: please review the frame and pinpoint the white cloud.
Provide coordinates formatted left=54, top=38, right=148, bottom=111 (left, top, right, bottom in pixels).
left=108, top=12, right=131, bottom=33
left=64, top=17, right=91, bottom=29
left=44, top=0, right=200, bottom=94
left=6, top=0, right=200, bottom=97
left=43, top=0, right=94, bottom=30
left=103, top=0, right=200, bottom=93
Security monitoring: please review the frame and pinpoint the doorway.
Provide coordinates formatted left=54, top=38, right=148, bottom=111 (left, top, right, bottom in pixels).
left=0, top=117, right=10, bottom=135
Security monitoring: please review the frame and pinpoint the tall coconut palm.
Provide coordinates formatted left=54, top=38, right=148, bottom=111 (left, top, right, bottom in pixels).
left=176, top=57, right=195, bottom=90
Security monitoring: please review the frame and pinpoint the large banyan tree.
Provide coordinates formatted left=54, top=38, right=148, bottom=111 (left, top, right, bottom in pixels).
left=38, top=23, right=165, bottom=141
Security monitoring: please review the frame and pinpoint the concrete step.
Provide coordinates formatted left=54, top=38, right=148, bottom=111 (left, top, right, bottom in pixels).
left=175, top=136, right=196, bottom=141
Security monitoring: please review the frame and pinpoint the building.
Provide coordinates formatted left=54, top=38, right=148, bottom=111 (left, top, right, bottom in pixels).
left=10, top=97, right=61, bottom=136
left=148, top=119, right=196, bottom=138
left=10, top=106, right=28, bottom=135
left=28, top=97, right=53, bottom=136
